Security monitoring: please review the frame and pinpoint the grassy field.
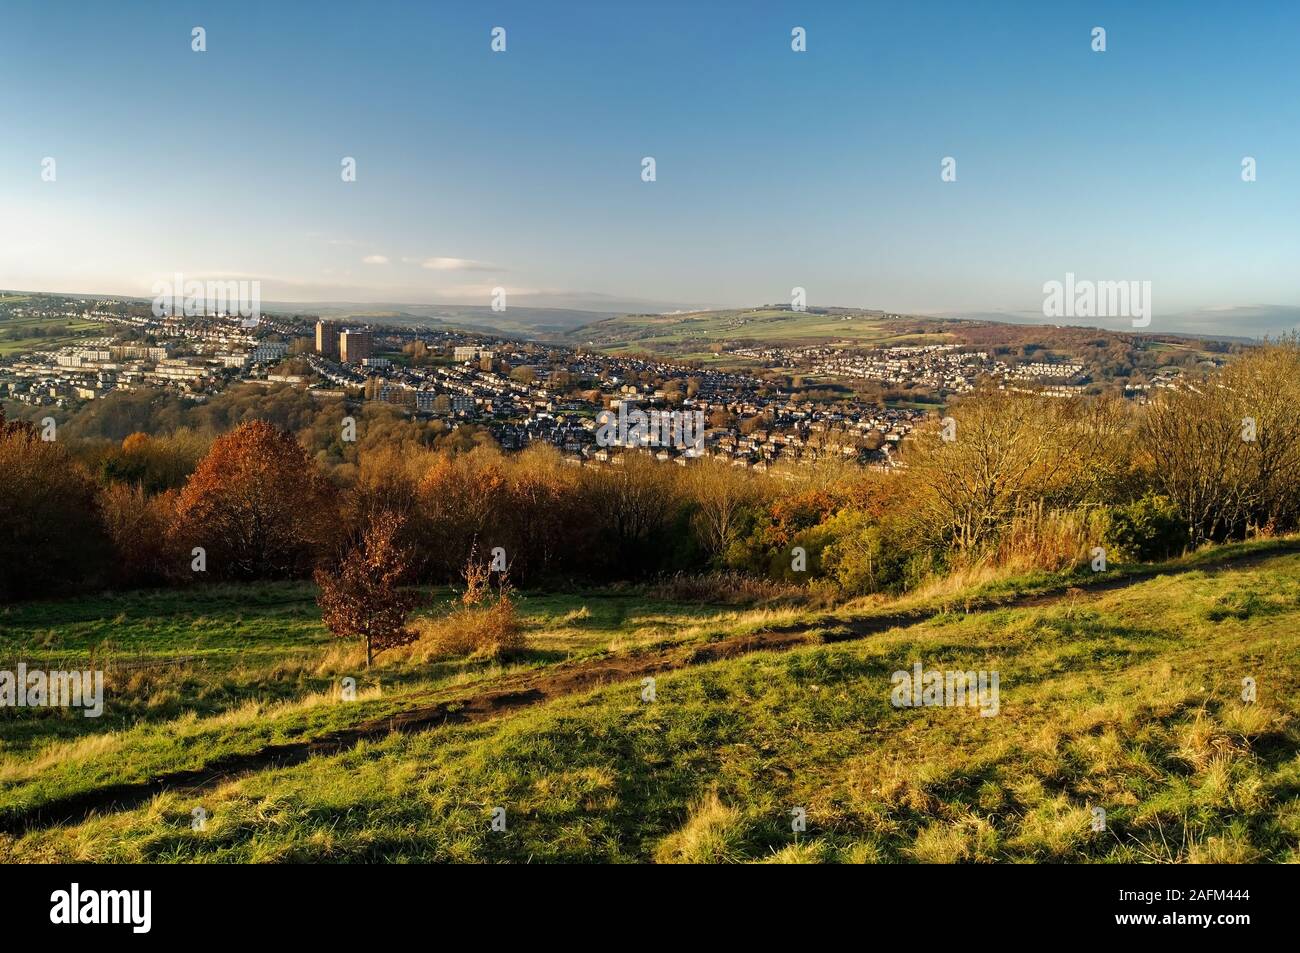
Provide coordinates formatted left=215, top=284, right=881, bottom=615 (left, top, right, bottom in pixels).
left=0, top=585, right=792, bottom=817
left=0, top=308, right=105, bottom=355
left=571, top=308, right=959, bottom=354
left=1, top=543, right=1297, bottom=862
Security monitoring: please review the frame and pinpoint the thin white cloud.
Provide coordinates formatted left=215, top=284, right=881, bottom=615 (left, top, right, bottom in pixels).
left=362, top=255, right=389, bottom=265
left=406, top=256, right=499, bottom=272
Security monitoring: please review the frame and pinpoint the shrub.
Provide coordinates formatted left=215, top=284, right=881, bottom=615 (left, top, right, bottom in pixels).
left=410, top=558, right=523, bottom=661
left=98, top=483, right=182, bottom=588
left=820, top=511, right=912, bottom=594
left=411, top=600, right=523, bottom=662
left=1104, top=493, right=1189, bottom=562
left=97, top=430, right=208, bottom=493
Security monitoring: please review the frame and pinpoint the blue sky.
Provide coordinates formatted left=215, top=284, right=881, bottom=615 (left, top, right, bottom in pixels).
left=2, top=0, right=1298, bottom=334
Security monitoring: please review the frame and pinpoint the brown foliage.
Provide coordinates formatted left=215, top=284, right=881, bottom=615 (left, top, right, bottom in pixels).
left=98, top=483, right=181, bottom=588
left=0, top=408, right=111, bottom=599
left=758, top=488, right=841, bottom=551
left=411, top=444, right=586, bottom=585
left=409, top=556, right=522, bottom=661
left=1140, top=341, right=1300, bottom=542
left=416, top=447, right=509, bottom=578
left=314, top=512, right=420, bottom=667
left=339, top=444, right=427, bottom=571
left=648, top=571, right=800, bottom=606
left=171, top=420, right=336, bottom=580
left=581, top=452, right=680, bottom=566
left=899, top=389, right=1128, bottom=553
left=684, top=458, right=764, bottom=560
left=97, top=429, right=208, bottom=492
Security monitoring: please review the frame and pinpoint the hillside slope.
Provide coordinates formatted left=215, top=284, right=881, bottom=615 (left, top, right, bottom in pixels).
left=3, top=547, right=1297, bottom=863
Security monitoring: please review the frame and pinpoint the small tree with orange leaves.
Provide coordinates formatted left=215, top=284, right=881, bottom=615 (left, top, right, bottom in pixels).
left=314, top=511, right=419, bottom=667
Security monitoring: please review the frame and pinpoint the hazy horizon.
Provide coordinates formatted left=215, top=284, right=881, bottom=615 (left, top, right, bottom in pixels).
left=7, top=281, right=1297, bottom=340
left=4, top=0, right=1299, bottom=338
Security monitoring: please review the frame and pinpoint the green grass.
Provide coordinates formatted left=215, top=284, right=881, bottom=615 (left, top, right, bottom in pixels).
left=1, top=545, right=1297, bottom=862
left=0, top=584, right=777, bottom=810
left=576, top=308, right=953, bottom=353
left=0, top=312, right=105, bottom=355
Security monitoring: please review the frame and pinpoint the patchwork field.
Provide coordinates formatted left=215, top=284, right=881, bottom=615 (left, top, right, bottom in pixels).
left=0, top=306, right=105, bottom=356
left=1, top=541, right=1297, bottom=863
left=569, top=308, right=958, bottom=355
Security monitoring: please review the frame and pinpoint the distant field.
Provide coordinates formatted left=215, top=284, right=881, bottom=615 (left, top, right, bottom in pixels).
left=0, top=310, right=104, bottom=355
left=571, top=308, right=960, bottom=354
left=299, top=304, right=612, bottom=340
left=2, top=540, right=1296, bottom=862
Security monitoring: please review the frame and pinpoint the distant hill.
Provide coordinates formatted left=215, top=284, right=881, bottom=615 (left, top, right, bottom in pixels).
left=564, top=305, right=1244, bottom=357
left=5, top=287, right=1283, bottom=349
left=268, top=302, right=615, bottom=339
left=565, top=307, right=952, bottom=354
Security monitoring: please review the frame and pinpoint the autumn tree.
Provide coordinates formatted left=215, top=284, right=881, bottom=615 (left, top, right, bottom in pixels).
left=98, top=483, right=182, bottom=588
left=684, top=457, right=763, bottom=563
left=1238, top=342, right=1300, bottom=532
left=499, top=444, right=582, bottom=584
left=1141, top=340, right=1300, bottom=542
left=416, top=447, right=508, bottom=579
left=0, top=408, right=111, bottom=599
left=582, top=453, right=684, bottom=571
left=315, top=512, right=419, bottom=667
left=97, top=429, right=208, bottom=492
left=899, top=390, right=1129, bottom=553
left=346, top=445, right=423, bottom=521
left=171, top=420, right=336, bottom=579
left=1140, top=379, right=1251, bottom=543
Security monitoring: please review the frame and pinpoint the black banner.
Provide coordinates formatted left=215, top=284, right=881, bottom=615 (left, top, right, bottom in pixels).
left=0, top=863, right=1281, bottom=940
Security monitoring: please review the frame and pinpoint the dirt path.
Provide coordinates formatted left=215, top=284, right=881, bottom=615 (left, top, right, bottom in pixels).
left=4, top=543, right=1295, bottom=835
left=0, top=631, right=812, bottom=835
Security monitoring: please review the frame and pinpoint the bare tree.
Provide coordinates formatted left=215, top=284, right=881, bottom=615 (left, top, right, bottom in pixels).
left=685, top=458, right=762, bottom=561
left=901, top=390, right=1128, bottom=552
left=1142, top=340, right=1300, bottom=542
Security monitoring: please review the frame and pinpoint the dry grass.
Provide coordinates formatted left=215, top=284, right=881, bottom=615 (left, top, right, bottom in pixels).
left=759, top=841, right=832, bottom=864
left=908, top=813, right=1000, bottom=863
left=654, top=791, right=748, bottom=864
left=398, top=557, right=527, bottom=663
left=914, top=506, right=1104, bottom=600
left=0, top=732, right=124, bottom=784
left=648, top=571, right=804, bottom=606
left=407, top=597, right=523, bottom=662
left=992, top=506, right=1103, bottom=573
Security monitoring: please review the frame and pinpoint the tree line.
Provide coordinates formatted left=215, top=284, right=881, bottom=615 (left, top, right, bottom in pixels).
left=2, top=341, right=1298, bottom=604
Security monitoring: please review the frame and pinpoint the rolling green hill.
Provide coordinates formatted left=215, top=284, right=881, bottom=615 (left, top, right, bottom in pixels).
left=283, top=302, right=612, bottom=339
left=568, top=307, right=954, bottom=356
left=0, top=300, right=105, bottom=356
